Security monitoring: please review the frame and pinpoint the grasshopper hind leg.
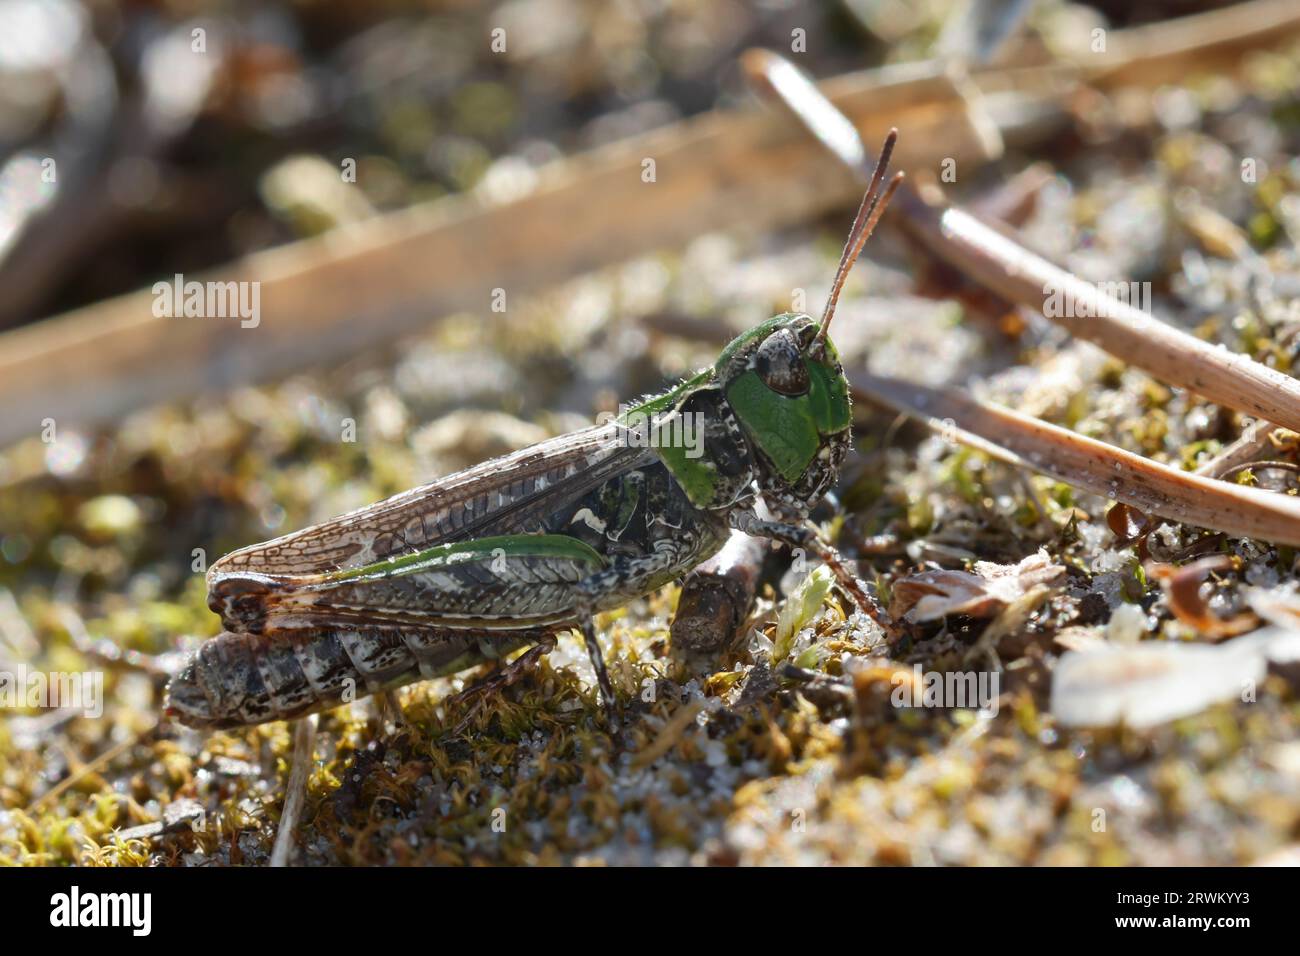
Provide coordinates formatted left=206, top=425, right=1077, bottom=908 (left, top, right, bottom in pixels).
left=447, top=638, right=556, bottom=734
left=569, top=542, right=716, bottom=726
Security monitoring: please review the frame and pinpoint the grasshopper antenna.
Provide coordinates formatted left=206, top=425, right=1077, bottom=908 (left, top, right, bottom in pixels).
left=816, top=132, right=903, bottom=348
left=740, top=50, right=905, bottom=349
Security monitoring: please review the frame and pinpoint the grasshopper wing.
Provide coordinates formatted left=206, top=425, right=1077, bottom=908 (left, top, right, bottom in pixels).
left=208, top=423, right=664, bottom=630
left=212, top=423, right=649, bottom=575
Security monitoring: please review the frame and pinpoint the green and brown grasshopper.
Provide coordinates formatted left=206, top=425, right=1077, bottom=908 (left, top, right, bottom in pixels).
left=165, top=133, right=904, bottom=730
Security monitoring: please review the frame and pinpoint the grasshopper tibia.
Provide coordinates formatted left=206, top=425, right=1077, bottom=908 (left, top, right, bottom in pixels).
left=449, top=640, right=555, bottom=735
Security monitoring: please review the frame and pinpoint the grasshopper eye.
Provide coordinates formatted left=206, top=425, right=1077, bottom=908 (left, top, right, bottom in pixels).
left=753, top=328, right=810, bottom=396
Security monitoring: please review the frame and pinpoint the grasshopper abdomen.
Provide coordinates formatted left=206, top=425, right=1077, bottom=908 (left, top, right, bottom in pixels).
left=169, top=624, right=545, bottom=728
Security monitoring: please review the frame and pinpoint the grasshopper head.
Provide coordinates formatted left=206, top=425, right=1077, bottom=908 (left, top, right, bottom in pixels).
left=718, top=130, right=903, bottom=517
left=716, top=313, right=852, bottom=516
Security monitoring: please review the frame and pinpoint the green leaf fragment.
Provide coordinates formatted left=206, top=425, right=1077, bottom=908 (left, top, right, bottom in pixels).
left=774, top=564, right=833, bottom=663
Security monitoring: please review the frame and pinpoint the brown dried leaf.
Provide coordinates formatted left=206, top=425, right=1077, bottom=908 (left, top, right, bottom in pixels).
left=891, top=549, right=1067, bottom=622
left=1106, top=501, right=1151, bottom=543
left=1146, top=556, right=1258, bottom=640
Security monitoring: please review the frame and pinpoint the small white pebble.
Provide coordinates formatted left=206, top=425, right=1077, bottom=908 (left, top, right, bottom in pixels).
left=1105, top=603, right=1148, bottom=644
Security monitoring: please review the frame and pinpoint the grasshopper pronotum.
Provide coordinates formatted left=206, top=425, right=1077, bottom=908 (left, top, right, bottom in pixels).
left=165, top=133, right=905, bottom=730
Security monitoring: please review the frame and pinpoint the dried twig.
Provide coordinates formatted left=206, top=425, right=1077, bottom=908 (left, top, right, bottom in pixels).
left=631, top=701, right=704, bottom=769
left=671, top=530, right=768, bottom=655
left=890, top=183, right=1300, bottom=435
left=848, top=370, right=1300, bottom=547
left=0, top=66, right=1000, bottom=448
left=739, top=46, right=1300, bottom=547
left=270, top=713, right=318, bottom=868
left=1083, top=0, right=1300, bottom=90
left=56, top=605, right=187, bottom=679
left=1195, top=423, right=1284, bottom=479
left=28, top=731, right=146, bottom=814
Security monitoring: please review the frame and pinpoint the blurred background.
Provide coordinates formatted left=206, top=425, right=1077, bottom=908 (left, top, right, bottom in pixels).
left=0, top=0, right=1226, bottom=327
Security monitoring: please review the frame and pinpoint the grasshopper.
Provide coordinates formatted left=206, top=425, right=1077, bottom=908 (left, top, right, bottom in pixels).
left=165, top=133, right=905, bottom=730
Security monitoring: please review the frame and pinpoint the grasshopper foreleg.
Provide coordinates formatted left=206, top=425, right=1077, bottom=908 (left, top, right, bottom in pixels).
left=728, top=508, right=895, bottom=637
